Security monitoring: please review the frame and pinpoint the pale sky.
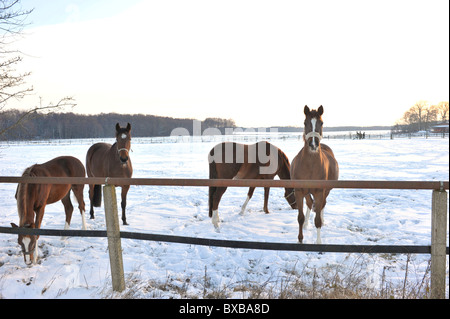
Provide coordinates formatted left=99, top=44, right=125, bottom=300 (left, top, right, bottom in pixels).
left=11, top=0, right=450, bottom=127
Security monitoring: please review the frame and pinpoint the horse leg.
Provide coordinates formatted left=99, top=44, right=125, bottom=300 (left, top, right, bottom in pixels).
left=240, top=187, right=255, bottom=215
left=313, top=192, right=327, bottom=244
left=304, top=194, right=314, bottom=229
left=121, top=185, right=130, bottom=225
left=294, top=190, right=305, bottom=243
left=88, top=184, right=95, bottom=219
left=263, top=187, right=270, bottom=214
left=211, top=187, right=227, bottom=228
left=33, top=205, right=46, bottom=264
left=72, top=184, right=87, bottom=230
left=61, top=192, right=74, bottom=230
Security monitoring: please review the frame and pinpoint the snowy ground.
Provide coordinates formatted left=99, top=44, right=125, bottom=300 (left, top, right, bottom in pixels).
left=0, top=135, right=448, bottom=298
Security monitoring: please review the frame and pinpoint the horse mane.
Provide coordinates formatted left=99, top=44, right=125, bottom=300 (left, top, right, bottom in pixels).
left=17, top=165, right=37, bottom=226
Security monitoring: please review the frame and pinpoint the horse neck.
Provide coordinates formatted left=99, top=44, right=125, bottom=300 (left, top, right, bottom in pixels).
left=108, top=142, right=120, bottom=159
left=110, top=142, right=118, bottom=152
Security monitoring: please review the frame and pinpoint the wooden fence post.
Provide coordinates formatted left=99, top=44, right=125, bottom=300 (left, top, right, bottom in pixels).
left=103, top=184, right=125, bottom=292
left=431, top=189, right=448, bottom=299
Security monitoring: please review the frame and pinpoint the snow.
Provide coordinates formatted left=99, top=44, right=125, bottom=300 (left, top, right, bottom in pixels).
left=0, top=135, right=448, bottom=298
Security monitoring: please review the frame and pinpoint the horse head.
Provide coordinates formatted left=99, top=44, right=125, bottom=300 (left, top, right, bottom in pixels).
left=11, top=223, right=38, bottom=266
left=284, top=189, right=297, bottom=209
left=303, top=105, right=324, bottom=152
left=115, top=123, right=132, bottom=165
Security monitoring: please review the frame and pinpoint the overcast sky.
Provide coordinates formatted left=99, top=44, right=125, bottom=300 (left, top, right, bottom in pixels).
left=12, top=0, right=450, bottom=127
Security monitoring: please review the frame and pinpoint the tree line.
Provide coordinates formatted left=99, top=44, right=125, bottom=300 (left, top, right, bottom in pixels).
left=0, top=109, right=236, bottom=140
left=392, top=101, right=449, bottom=134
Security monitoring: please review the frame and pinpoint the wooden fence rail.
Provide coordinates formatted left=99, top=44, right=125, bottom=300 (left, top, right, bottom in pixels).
left=0, top=176, right=448, bottom=189
left=0, top=177, right=448, bottom=298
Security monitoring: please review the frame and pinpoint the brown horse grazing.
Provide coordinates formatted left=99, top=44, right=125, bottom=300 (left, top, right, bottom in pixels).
left=208, top=141, right=297, bottom=228
left=290, top=105, right=339, bottom=244
left=11, top=156, right=86, bottom=265
left=86, top=123, right=133, bottom=225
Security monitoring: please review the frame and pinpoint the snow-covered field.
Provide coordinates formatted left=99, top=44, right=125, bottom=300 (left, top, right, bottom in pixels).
left=0, top=135, right=448, bottom=298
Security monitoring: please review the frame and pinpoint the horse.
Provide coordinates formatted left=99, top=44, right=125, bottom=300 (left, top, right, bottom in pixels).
left=86, top=123, right=133, bottom=225
left=10, top=156, right=86, bottom=265
left=208, top=141, right=297, bottom=228
left=290, top=105, right=339, bottom=244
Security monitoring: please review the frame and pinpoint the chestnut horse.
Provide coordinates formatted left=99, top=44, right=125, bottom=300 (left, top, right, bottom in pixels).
left=11, top=156, right=86, bottom=265
left=291, top=106, right=339, bottom=243
left=86, top=123, right=133, bottom=225
left=208, top=141, right=297, bottom=228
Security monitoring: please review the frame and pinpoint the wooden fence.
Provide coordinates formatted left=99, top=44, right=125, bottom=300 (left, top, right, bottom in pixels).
left=0, top=177, right=448, bottom=298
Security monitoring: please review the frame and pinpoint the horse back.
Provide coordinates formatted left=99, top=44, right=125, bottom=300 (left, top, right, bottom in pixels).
left=21, top=156, right=85, bottom=207
left=44, top=156, right=86, bottom=177
left=86, top=143, right=112, bottom=177
left=209, top=141, right=281, bottom=179
left=209, top=142, right=242, bottom=179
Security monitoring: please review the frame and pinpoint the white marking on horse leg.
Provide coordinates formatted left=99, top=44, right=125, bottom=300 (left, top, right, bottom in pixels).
left=240, top=196, right=250, bottom=215
left=61, top=222, right=70, bottom=241
left=212, top=210, right=220, bottom=228
left=32, top=239, right=38, bottom=264
left=22, top=237, right=31, bottom=265
left=303, top=206, right=311, bottom=229
left=316, top=227, right=322, bottom=245
left=81, top=211, right=87, bottom=230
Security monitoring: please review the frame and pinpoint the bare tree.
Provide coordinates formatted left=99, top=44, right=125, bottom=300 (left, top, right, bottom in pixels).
left=432, top=101, right=449, bottom=122
left=0, top=0, right=75, bottom=139
left=409, top=100, right=429, bottom=131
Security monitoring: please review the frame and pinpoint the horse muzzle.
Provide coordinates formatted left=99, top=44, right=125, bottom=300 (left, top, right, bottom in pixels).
left=118, top=148, right=129, bottom=164
left=304, top=131, right=322, bottom=152
left=23, top=252, right=33, bottom=266
left=308, top=138, right=320, bottom=152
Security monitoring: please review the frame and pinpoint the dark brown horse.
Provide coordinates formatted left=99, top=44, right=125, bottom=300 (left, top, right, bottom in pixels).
left=291, top=106, right=339, bottom=243
left=86, top=123, right=133, bottom=225
left=208, top=141, right=297, bottom=228
left=11, top=156, right=86, bottom=265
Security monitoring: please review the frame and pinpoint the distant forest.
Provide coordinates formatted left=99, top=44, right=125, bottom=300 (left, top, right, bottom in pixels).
left=0, top=109, right=392, bottom=141
left=0, top=109, right=237, bottom=140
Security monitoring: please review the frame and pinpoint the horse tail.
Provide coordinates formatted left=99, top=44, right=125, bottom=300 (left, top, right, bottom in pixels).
left=16, top=166, right=36, bottom=225
left=208, top=154, right=217, bottom=218
left=92, top=184, right=102, bottom=207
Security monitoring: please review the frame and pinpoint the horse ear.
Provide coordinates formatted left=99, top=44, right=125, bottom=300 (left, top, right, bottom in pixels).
left=126, top=123, right=131, bottom=132
left=116, top=123, right=120, bottom=132
left=318, top=105, right=324, bottom=116
left=304, top=105, right=310, bottom=116
left=11, top=223, right=18, bottom=228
